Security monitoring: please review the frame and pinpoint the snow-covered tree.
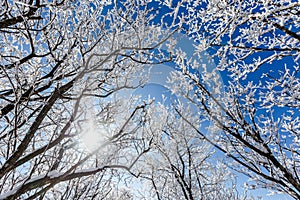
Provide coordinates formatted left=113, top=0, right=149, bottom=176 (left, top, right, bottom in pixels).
left=168, top=0, right=300, bottom=199
left=131, top=103, right=247, bottom=200
left=2, top=0, right=298, bottom=199
left=0, top=0, right=177, bottom=199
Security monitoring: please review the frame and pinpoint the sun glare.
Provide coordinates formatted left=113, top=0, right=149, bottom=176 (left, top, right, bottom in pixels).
left=80, top=118, right=106, bottom=152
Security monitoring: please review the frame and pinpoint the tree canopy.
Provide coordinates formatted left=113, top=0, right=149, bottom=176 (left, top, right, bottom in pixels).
left=0, top=0, right=299, bottom=199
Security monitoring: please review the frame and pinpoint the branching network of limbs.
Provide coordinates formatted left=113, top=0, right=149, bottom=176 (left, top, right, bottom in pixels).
left=0, top=0, right=177, bottom=199
left=0, top=0, right=299, bottom=199
left=170, top=0, right=300, bottom=199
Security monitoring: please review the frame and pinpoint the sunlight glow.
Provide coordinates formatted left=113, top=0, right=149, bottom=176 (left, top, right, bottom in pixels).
left=80, top=118, right=107, bottom=152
